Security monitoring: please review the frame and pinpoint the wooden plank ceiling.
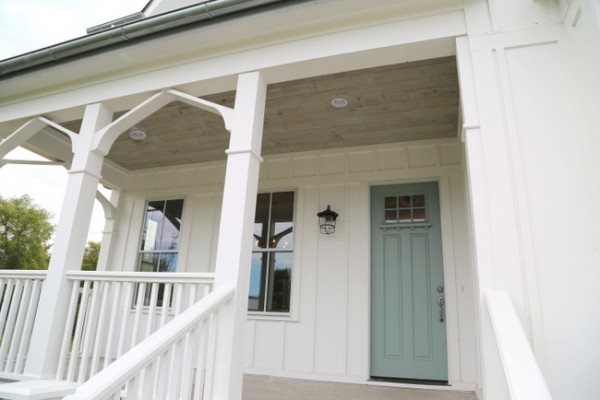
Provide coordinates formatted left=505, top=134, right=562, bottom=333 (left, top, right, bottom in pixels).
left=63, top=56, right=459, bottom=170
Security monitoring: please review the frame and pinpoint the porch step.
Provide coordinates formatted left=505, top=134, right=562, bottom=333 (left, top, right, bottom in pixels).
left=243, top=375, right=477, bottom=400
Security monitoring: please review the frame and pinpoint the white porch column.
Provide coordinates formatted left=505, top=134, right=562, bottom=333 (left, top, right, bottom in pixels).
left=211, top=71, right=266, bottom=400
left=24, top=103, right=112, bottom=378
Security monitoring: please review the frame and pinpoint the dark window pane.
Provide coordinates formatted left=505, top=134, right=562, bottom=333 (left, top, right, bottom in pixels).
left=254, top=193, right=270, bottom=249
left=248, top=253, right=267, bottom=311
left=159, top=199, right=183, bottom=251
left=385, top=210, right=397, bottom=223
left=141, top=201, right=165, bottom=251
left=399, top=195, right=412, bottom=208
left=399, top=209, right=411, bottom=222
left=266, top=252, right=292, bottom=312
left=158, top=254, right=178, bottom=272
left=413, top=194, right=425, bottom=207
left=384, top=196, right=397, bottom=209
left=413, top=208, right=426, bottom=221
left=140, top=253, right=158, bottom=272
left=270, top=192, right=294, bottom=249
left=141, top=199, right=183, bottom=251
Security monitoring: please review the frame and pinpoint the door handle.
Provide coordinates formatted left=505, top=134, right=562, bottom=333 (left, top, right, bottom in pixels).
left=437, top=296, right=445, bottom=323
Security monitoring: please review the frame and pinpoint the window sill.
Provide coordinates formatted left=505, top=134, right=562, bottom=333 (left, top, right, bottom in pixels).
left=247, top=311, right=298, bottom=322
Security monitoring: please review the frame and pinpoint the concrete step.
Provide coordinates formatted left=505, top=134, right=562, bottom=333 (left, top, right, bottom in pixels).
left=243, top=375, right=477, bottom=400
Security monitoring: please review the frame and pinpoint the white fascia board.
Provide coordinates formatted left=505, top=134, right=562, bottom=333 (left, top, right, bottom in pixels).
left=0, top=9, right=465, bottom=125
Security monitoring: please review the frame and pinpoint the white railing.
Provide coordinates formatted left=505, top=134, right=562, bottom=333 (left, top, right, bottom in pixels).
left=0, top=270, right=46, bottom=379
left=63, top=285, right=235, bottom=400
left=57, top=271, right=215, bottom=384
left=485, top=290, right=553, bottom=400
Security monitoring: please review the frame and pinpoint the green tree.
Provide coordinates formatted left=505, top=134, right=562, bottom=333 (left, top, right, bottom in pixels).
left=82, top=241, right=100, bottom=271
left=0, top=195, right=54, bottom=270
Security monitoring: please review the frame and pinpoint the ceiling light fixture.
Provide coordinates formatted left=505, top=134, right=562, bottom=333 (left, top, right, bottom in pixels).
left=330, top=97, right=349, bottom=108
left=129, top=129, right=147, bottom=141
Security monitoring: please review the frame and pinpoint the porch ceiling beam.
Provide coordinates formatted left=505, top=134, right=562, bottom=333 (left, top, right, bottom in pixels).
left=166, top=89, right=233, bottom=131
left=93, top=91, right=174, bottom=156
left=93, top=89, right=234, bottom=156
left=0, top=117, right=77, bottom=164
left=0, top=118, right=46, bottom=159
left=2, top=159, right=65, bottom=166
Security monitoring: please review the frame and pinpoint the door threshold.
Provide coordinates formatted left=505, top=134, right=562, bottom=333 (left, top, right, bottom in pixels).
left=370, top=376, right=449, bottom=386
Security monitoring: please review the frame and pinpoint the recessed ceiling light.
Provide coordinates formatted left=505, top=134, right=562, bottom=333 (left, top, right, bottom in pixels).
left=129, top=129, right=147, bottom=141
left=330, top=97, right=349, bottom=108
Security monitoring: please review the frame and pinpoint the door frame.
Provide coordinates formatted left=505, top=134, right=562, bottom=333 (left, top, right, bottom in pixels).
left=367, top=176, right=462, bottom=387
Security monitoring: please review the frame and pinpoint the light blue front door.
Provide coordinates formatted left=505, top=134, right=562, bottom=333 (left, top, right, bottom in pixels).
left=370, top=182, right=448, bottom=382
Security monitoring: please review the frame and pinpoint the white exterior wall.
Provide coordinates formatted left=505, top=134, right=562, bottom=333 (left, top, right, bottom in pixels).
left=102, top=138, right=479, bottom=389
left=460, top=1, right=600, bottom=399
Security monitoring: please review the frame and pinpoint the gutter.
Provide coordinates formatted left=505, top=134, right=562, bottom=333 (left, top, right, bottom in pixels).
left=0, top=0, right=291, bottom=77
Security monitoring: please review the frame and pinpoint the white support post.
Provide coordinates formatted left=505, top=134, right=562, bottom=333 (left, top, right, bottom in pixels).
left=24, top=103, right=112, bottom=378
left=211, top=71, right=267, bottom=400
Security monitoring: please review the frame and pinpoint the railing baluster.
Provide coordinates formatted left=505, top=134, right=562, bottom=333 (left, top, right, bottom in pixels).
left=203, top=310, right=220, bottom=399
left=15, top=278, right=42, bottom=374
left=193, top=319, right=209, bottom=400
left=5, top=279, right=32, bottom=372
left=131, top=282, right=147, bottom=350
left=180, top=327, right=198, bottom=399
left=57, top=279, right=81, bottom=380
left=0, top=280, right=24, bottom=370
left=0, top=279, right=15, bottom=341
left=79, top=280, right=103, bottom=383
left=90, top=280, right=110, bottom=376
left=173, top=283, right=183, bottom=316
left=167, top=338, right=183, bottom=400
left=103, top=281, right=122, bottom=370
left=117, top=282, right=134, bottom=358
left=67, top=280, right=92, bottom=382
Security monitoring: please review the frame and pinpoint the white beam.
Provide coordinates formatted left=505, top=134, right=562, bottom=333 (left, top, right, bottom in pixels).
left=167, top=89, right=234, bottom=131
left=0, top=118, right=46, bottom=159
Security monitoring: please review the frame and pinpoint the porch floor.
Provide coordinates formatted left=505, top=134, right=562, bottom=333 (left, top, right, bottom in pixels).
left=243, top=375, right=477, bottom=400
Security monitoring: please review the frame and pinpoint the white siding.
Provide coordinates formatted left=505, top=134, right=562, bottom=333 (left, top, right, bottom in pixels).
left=103, top=138, right=477, bottom=388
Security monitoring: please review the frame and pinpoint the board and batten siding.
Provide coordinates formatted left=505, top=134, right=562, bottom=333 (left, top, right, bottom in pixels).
left=103, top=138, right=478, bottom=388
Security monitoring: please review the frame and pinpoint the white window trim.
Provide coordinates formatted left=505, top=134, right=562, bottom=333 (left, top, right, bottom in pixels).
left=247, top=188, right=301, bottom=321
left=136, top=196, right=187, bottom=273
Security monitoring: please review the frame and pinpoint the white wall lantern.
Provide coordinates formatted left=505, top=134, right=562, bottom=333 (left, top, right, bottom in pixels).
left=317, top=205, right=338, bottom=234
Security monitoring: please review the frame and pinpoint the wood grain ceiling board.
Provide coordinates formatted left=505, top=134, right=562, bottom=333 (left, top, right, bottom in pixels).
left=60, top=56, right=459, bottom=171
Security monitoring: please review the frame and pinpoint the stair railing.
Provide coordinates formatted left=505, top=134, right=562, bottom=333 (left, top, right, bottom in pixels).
left=63, top=285, right=235, bottom=400
left=57, top=271, right=215, bottom=384
left=485, top=290, right=553, bottom=400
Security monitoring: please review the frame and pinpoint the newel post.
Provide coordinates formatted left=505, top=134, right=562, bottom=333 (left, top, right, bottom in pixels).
left=24, top=103, right=112, bottom=378
left=211, top=71, right=267, bottom=400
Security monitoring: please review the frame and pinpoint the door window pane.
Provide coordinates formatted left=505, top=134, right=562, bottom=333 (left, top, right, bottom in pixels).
left=383, top=193, right=427, bottom=223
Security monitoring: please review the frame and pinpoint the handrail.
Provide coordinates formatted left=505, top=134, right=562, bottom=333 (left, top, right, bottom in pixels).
left=66, top=270, right=215, bottom=283
left=0, top=270, right=47, bottom=278
left=485, top=290, right=553, bottom=400
left=63, top=285, right=235, bottom=399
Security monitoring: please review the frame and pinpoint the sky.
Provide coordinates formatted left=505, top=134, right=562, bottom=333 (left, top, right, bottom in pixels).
left=0, top=0, right=148, bottom=243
